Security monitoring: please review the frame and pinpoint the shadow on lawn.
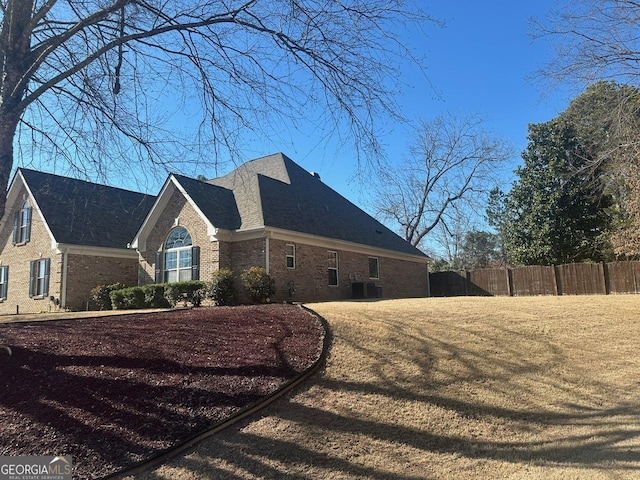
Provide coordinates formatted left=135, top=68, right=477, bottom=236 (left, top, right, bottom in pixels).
left=132, top=308, right=640, bottom=479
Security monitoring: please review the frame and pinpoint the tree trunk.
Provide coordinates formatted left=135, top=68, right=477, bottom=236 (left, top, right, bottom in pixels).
left=0, top=112, right=19, bottom=215
left=0, top=0, right=35, bottom=216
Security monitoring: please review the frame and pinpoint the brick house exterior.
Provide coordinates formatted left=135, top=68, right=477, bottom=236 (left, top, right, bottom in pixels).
left=0, top=169, right=154, bottom=313
left=132, top=153, right=430, bottom=302
left=0, top=154, right=429, bottom=311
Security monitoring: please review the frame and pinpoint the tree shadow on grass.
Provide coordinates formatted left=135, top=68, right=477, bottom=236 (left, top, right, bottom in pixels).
left=132, top=308, right=640, bottom=479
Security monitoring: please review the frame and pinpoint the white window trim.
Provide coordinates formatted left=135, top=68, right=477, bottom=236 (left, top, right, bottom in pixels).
left=328, top=250, right=339, bottom=287
left=286, top=244, right=296, bottom=269
left=0, top=265, right=8, bottom=301
left=369, top=256, right=380, bottom=280
left=30, top=258, right=50, bottom=298
left=164, top=246, right=193, bottom=283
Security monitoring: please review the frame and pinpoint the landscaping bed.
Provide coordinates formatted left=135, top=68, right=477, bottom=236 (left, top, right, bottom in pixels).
left=0, top=305, right=325, bottom=479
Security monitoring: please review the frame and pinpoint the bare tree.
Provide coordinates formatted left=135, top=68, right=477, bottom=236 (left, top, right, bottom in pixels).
left=0, top=0, right=437, bottom=213
left=372, top=114, right=512, bottom=249
left=532, top=0, right=640, bottom=85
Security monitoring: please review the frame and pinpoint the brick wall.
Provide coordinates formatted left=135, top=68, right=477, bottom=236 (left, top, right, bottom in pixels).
left=0, top=186, right=62, bottom=314
left=267, top=239, right=428, bottom=303
left=65, top=254, right=139, bottom=310
left=138, top=188, right=222, bottom=285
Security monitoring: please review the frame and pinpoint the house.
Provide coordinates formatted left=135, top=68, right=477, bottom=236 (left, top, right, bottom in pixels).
left=0, top=154, right=429, bottom=312
left=0, top=169, right=155, bottom=313
left=131, top=153, right=430, bottom=302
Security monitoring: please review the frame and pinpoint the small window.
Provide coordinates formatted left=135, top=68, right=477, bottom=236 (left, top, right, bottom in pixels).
left=286, top=244, right=296, bottom=269
left=0, top=266, right=8, bottom=300
left=328, top=250, right=339, bottom=286
left=369, top=257, right=379, bottom=279
left=29, top=258, right=50, bottom=298
left=13, top=201, right=31, bottom=245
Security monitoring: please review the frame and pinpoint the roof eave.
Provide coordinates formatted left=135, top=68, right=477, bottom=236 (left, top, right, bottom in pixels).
left=264, top=226, right=431, bottom=263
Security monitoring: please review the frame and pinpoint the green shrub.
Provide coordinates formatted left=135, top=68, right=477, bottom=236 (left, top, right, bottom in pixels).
left=90, top=283, right=126, bottom=310
left=110, top=286, right=145, bottom=310
left=109, top=289, right=126, bottom=310
left=123, top=287, right=146, bottom=309
left=164, top=281, right=208, bottom=307
left=141, top=284, right=171, bottom=308
left=241, top=266, right=275, bottom=304
left=210, top=269, right=237, bottom=306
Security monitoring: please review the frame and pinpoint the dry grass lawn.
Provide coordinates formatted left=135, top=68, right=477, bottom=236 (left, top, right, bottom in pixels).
left=130, top=296, right=640, bottom=479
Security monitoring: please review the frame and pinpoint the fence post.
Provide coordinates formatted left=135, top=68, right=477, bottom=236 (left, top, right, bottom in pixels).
left=600, top=262, right=609, bottom=295
left=464, top=270, right=470, bottom=296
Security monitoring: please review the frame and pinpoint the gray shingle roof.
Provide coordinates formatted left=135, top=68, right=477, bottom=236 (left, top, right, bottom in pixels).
left=171, top=174, right=241, bottom=230
left=193, top=153, right=427, bottom=258
left=19, top=169, right=155, bottom=249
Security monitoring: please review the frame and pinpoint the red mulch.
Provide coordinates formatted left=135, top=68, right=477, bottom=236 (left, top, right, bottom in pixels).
left=0, top=305, right=325, bottom=479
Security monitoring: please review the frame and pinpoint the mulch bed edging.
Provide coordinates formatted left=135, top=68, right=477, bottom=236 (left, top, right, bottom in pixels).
left=0, top=304, right=329, bottom=480
left=105, top=305, right=331, bottom=479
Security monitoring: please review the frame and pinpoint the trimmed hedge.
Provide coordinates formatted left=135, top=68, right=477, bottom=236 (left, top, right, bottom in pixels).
left=164, top=281, right=208, bottom=307
left=108, top=281, right=206, bottom=310
left=142, top=284, right=171, bottom=308
left=110, top=287, right=144, bottom=310
left=105, top=269, right=277, bottom=309
left=90, top=283, right=126, bottom=310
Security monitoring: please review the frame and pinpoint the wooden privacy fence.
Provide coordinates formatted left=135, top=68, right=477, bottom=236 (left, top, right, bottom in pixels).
left=429, top=261, right=640, bottom=297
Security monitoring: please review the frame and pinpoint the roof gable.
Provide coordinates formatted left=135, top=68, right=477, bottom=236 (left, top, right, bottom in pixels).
left=171, top=174, right=241, bottom=230
left=18, top=169, right=155, bottom=249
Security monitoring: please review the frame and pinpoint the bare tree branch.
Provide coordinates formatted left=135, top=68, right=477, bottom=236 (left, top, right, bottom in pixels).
left=372, top=114, right=513, bottom=249
left=0, top=0, right=439, bottom=213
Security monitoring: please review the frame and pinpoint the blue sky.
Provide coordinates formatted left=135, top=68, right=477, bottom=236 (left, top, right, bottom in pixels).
left=20, top=1, right=581, bottom=252
left=293, top=0, right=574, bottom=199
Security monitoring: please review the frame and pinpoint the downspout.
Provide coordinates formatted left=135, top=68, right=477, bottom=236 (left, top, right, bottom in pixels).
left=265, top=231, right=270, bottom=274
left=61, top=250, right=68, bottom=308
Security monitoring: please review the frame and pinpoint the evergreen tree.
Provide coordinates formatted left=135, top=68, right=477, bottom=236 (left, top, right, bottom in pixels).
left=501, top=119, right=613, bottom=265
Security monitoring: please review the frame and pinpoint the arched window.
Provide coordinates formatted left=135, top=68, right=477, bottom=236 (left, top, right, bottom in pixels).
left=165, top=227, right=192, bottom=249
left=158, top=227, right=199, bottom=283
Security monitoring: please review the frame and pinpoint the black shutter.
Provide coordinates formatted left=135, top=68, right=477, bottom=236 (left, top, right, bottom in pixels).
left=191, top=246, right=200, bottom=281
left=12, top=212, right=18, bottom=245
left=155, top=251, right=163, bottom=283
left=43, top=258, right=50, bottom=296
left=28, top=260, right=35, bottom=297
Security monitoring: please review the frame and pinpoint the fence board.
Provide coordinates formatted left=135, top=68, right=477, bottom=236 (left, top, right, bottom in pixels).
left=468, top=268, right=510, bottom=296
left=429, top=271, right=467, bottom=297
left=510, top=265, right=556, bottom=296
left=429, top=261, right=640, bottom=298
left=606, top=261, right=640, bottom=294
left=556, top=263, right=605, bottom=295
